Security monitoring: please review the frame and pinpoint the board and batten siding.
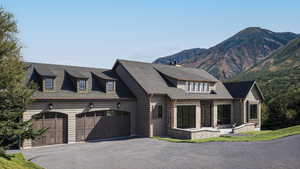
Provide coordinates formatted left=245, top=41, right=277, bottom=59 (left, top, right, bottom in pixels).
left=114, top=64, right=151, bottom=136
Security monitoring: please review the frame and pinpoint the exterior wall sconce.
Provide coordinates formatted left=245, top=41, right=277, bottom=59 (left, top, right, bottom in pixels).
left=117, top=102, right=121, bottom=109
left=48, top=103, right=53, bottom=110
left=89, top=102, right=94, bottom=109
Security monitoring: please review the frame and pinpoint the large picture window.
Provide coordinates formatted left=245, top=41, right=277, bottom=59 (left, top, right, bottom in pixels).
left=250, top=104, right=258, bottom=119
left=217, top=105, right=231, bottom=125
left=177, top=105, right=196, bottom=128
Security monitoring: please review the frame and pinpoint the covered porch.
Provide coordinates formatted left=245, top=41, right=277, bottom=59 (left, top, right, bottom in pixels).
left=167, top=99, right=234, bottom=139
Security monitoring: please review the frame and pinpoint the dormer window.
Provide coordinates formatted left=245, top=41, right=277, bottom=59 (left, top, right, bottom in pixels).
left=79, top=79, right=87, bottom=91
left=185, top=81, right=211, bottom=93
left=44, top=78, right=54, bottom=90
left=106, top=80, right=115, bottom=92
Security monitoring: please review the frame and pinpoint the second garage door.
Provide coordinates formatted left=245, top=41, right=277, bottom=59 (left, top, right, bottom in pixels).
left=76, top=110, right=130, bottom=142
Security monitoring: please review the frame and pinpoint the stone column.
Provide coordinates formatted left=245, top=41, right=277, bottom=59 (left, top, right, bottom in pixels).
left=68, top=113, right=76, bottom=144
left=168, top=99, right=177, bottom=129
left=212, top=102, right=218, bottom=128
left=195, top=103, right=201, bottom=128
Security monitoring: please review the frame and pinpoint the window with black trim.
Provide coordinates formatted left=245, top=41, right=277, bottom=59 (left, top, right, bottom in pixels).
left=177, top=105, right=196, bottom=128
left=157, top=105, right=163, bottom=119
left=217, top=104, right=231, bottom=125
left=79, top=80, right=87, bottom=91
left=106, top=80, right=115, bottom=92
left=250, top=104, right=258, bottom=119
left=44, top=78, right=54, bottom=90
left=152, top=105, right=163, bottom=119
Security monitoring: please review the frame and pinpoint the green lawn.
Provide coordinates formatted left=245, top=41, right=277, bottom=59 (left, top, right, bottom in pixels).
left=0, top=153, right=44, bottom=169
left=154, top=125, right=300, bottom=143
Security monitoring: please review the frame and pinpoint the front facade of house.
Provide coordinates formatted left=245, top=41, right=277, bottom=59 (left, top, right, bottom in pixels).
left=23, top=60, right=264, bottom=148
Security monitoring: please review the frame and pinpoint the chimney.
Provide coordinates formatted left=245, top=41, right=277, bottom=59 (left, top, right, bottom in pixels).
left=169, top=60, right=180, bottom=66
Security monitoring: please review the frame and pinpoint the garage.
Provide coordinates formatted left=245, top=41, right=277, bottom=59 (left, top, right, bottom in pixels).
left=32, top=112, right=68, bottom=147
left=76, top=110, right=130, bottom=142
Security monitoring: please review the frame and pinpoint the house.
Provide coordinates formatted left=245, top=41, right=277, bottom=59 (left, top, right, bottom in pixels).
left=23, top=59, right=264, bottom=148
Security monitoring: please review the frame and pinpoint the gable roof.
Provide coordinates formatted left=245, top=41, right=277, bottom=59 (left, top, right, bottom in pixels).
left=25, top=62, right=135, bottom=100
left=114, top=59, right=232, bottom=100
left=223, top=81, right=264, bottom=100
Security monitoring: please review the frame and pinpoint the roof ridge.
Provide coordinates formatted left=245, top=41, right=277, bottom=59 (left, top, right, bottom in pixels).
left=118, top=59, right=208, bottom=71
left=223, top=80, right=255, bottom=84
left=24, top=61, right=110, bottom=71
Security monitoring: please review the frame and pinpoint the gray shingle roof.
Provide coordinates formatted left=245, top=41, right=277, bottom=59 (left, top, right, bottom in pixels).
left=116, top=59, right=233, bottom=100
left=25, top=62, right=135, bottom=100
left=223, top=81, right=264, bottom=100
left=92, top=70, right=117, bottom=81
left=66, top=69, right=89, bottom=79
left=154, top=65, right=216, bottom=82
left=34, top=65, right=56, bottom=77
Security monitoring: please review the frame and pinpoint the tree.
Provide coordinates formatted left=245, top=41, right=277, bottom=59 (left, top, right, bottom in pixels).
left=0, top=8, right=43, bottom=155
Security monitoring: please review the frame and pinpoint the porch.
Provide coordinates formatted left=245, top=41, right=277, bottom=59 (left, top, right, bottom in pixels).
left=167, top=99, right=235, bottom=139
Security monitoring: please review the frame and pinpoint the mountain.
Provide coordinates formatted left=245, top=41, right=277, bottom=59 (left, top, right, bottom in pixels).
left=154, top=48, right=207, bottom=64
left=234, top=37, right=300, bottom=100
left=233, top=37, right=300, bottom=129
left=154, top=27, right=299, bottom=79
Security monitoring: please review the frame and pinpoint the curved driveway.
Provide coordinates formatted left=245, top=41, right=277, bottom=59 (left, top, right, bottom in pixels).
left=22, top=135, right=300, bottom=169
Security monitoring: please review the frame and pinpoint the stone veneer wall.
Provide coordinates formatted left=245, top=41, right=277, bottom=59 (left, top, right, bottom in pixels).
left=191, top=130, right=221, bottom=139
left=168, top=129, right=192, bottom=139
left=168, top=128, right=221, bottom=140
left=233, top=123, right=256, bottom=134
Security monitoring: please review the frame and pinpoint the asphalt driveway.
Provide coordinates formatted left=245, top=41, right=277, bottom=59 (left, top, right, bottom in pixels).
left=22, top=135, right=300, bottom=169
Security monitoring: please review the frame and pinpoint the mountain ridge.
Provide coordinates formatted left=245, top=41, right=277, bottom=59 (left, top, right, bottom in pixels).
left=154, top=27, right=300, bottom=79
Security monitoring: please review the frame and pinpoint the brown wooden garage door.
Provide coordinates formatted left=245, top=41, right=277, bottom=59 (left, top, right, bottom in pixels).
left=76, top=110, right=130, bottom=142
left=32, top=112, right=68, bottom=147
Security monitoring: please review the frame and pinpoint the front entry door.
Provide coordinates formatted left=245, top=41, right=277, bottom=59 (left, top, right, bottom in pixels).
left=152, top=105, right=165, bottom=136
left=201, top=104, right=212, bottom=127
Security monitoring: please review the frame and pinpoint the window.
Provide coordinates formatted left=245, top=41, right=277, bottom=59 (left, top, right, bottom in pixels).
left=106, top=81, right=115, bottom=92
left=152, top=105, right=163, bottom=119
left=206, top=83, right=210, bottom=92
left=185, top=81, right=210, bottom=93
left=203, top=83, right=208, bottom=92
left=196, top=82, right=200, bottom=92
left=192, top=82, right=196, bottom=91
left=250, top=104, right=258, bottom=119
left=177, top=105, right=196, bottom=128
left=79, top=80, right=87, bottom=91
left=187, top=82, right=191, bottom=91
left=199, top=83, right=203, bottom=92
left=44, top=78, right=54, bottom=90
left=217, top=105, right=231, bottom=125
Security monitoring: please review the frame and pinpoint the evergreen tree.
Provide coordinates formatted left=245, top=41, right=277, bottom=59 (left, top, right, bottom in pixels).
left=0, top=8, right=43, bottom=155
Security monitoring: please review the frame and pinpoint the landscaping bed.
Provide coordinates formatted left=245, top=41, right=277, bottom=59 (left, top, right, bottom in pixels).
left=154, top=125, right=300, bottom=143
left=0, top=153, right=44, bottom=169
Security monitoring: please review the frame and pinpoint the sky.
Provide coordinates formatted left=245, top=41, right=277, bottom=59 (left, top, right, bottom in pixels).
left=1, top=0, right=300, bottom=69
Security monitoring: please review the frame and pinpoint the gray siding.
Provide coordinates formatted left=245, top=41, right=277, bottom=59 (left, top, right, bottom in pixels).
left=115, top=64, right=150, bottom=136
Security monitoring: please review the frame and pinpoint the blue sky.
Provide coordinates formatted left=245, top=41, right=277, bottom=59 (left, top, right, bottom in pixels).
left=2, top=0, right=300, bottom=68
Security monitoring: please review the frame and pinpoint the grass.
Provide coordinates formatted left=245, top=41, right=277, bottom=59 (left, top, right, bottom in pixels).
left=153, top=125, right=300, bottom=143
left=0, top=153, right=44, bottom=169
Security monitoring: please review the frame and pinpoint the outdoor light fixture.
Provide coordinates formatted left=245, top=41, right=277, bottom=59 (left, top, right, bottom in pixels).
left=89, top=102, right=94, bottom=109
left=117, top=102, right=121, bottom=109
left=48, top=103, right=53, bottom=110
